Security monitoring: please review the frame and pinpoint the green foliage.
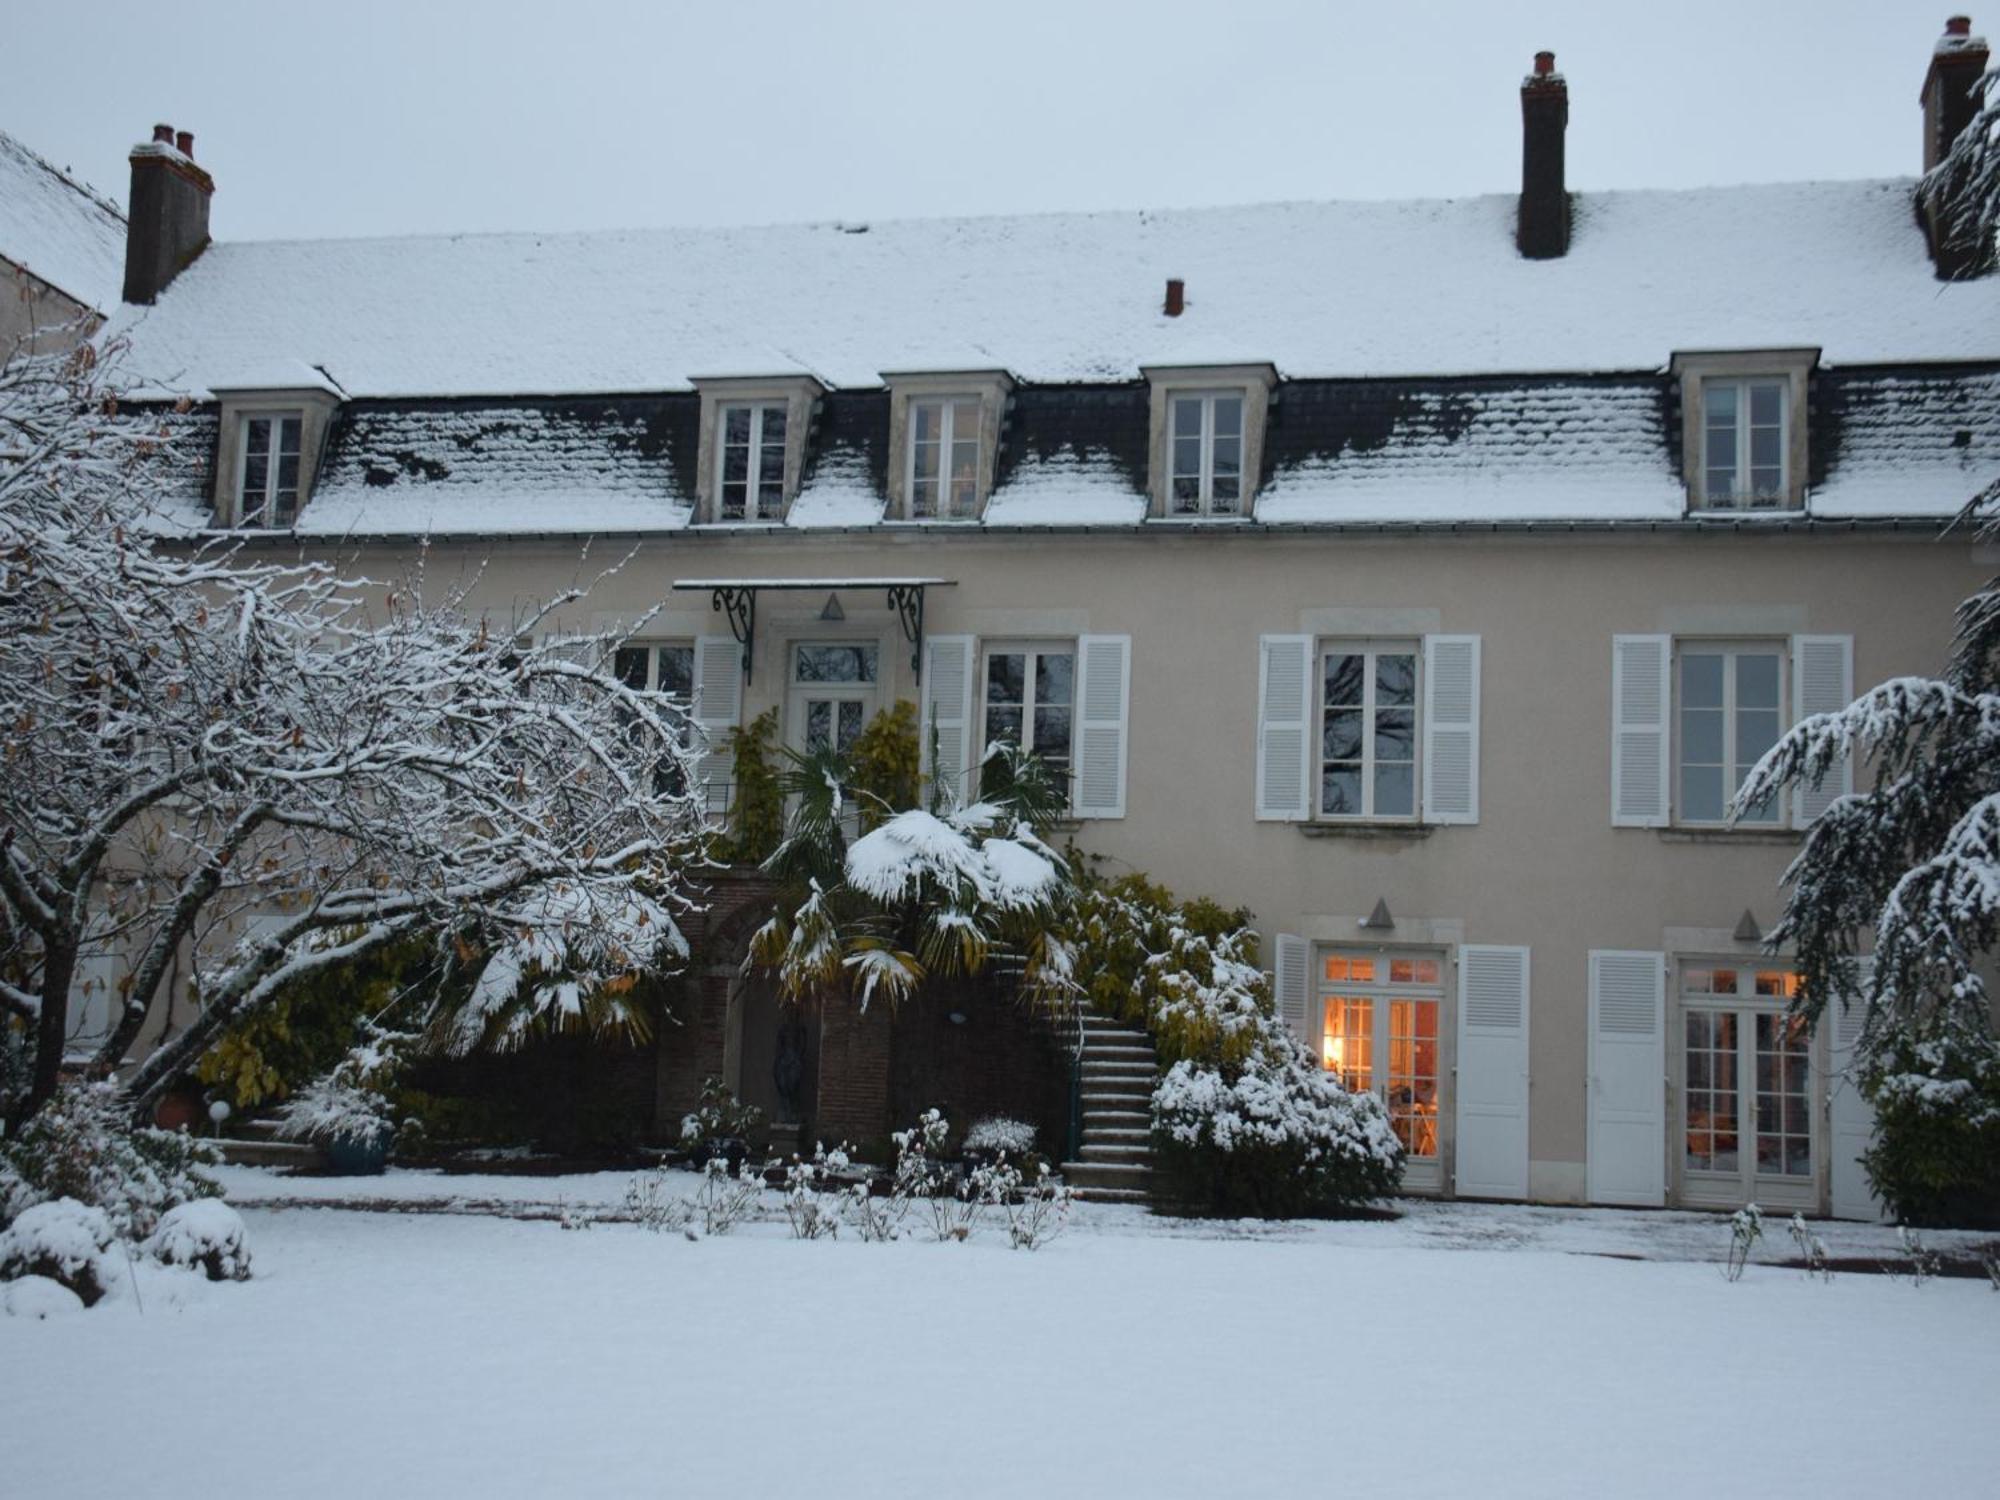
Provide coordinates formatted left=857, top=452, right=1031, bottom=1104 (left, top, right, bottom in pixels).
left=848, top=699, right=921, bottom=830
left=198, top=934, right=445, bottom=1109
left=722, top=708, right=784, bottom=865
left=975, top=738, right=1073, bottom=828
left=1861, top=1025, right=2000, bottom=1228
left=0, top=1082, right=221, bottom=1239
left=679, top=1076, right=763, bottom=1156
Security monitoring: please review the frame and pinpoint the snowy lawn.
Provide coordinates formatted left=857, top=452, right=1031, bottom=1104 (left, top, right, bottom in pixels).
left=7, top=1180, right=1996, bottom=1499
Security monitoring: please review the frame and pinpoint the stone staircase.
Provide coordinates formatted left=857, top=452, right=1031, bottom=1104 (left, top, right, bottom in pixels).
left=1060, top=1012, right=1159, bottom=1204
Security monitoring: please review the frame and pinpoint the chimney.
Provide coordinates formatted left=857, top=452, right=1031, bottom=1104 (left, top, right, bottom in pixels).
left=122, top=122, right=215, bottom=305
left=1919, top=17, right=1993, bottom=279
left=1164, top=278, right=1185, bottom=316
left=1517, top=51, right=1570, bottom=259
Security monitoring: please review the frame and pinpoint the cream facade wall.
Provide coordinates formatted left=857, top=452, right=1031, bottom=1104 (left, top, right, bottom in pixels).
left=313, top=523, right=1982, bottom=1206
left=2, top=257, right=101, bottom=355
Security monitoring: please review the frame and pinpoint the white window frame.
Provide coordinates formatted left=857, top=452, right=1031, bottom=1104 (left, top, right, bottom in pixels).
left=979, top=641, right=1078, bottom=804
left=235, top=411, right=304, bottom=528
left=714, top=402, right=789, bottom=521
left=1317, top=639, right=1422, bottom=822
left=904, top=395, right=983, bottom=520
left=884, top=370, right=1012, bottom=522
left=1699, top=378, right=1788, bottom=509
left=787, top=639, right=881, bottom=758
left=1142, top=363, right=1276, bottom=520
left=690, top=375, right=823, bottom=525
left=1669, top=348, right=1816, bottom=513
left=1166, top=389, right=1246, bottom=515
left=1672, top=640, right=1786, bottom=828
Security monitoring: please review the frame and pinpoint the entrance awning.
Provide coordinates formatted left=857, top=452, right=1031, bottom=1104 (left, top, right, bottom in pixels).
left=669, top=577, right=956, bottom=683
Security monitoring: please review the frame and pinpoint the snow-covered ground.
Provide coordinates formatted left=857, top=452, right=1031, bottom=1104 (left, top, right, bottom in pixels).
left=7, top=1172, right=1996, bottom=1499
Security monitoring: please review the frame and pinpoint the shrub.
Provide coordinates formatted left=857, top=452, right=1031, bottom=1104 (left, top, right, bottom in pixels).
left=848, top=700, right=920, bottom=829
left=721, top=708, right=784, bottom=864
left=145, top=1200, right=253, bottom=1282
left=0, top=1198, right=118, bottom=1306
left=1860, top=1027, right=2000, bottom=1229
left=1153, top=1040, right=1403, bottom=1218
left=964, top=1116, right=1037, bottom=1157
left=271, top=1027, right=412, bottom=1152
left=679, top=1076, right=762, bottom=1163
left=0, top=1083, right=220, bottom=1240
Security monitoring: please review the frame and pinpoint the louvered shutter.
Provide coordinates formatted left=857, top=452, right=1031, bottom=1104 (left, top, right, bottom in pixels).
left=1257, top=635, right=1313, bottom=821
left=921, top=634, right=975, bottom=810
left=1454, top=944, right=1530, bottom=1199
left=1791, top=635, right=1854, bottom=829
left=692, top=635, right=743, bottom=822
left=1611, top=636, right=1671, bottom=827
left=1274, top=933, right=1309, bottom=1042
left=1827, top=959, right=1885, bottom=1222
left=1587, top=949, right=1666, bottom=1206
left=1422, top=635, right=1480, bottom=824
left=1071, top=635, right=1130, bottom=819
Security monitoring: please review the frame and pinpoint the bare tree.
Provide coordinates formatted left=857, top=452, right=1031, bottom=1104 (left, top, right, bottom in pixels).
left=1, top=342, right=709, bottom=1126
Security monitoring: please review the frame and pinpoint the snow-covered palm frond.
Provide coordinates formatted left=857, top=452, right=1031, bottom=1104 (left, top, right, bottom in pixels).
left=842, top=940, right=924, bottom=1012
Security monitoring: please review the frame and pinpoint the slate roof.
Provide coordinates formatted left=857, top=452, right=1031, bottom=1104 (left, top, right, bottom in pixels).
left=0, top=128, right=126, bottom=313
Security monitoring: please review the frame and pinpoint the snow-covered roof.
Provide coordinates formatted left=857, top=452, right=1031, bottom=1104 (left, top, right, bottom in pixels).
left=108, top=178, right=1999, bottom=401
left=0, top=128, right=126, bottom=314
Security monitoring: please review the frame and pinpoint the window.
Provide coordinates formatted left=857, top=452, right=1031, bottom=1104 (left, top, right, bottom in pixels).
left=1676, top=644, right=1782, bottom=825
left=981, top=645, right=1075, bottom=792
left=790, top=642, right=878, bottom=755
left=1319, top=644, right=1418, bottom=819
left=906, top=397, right=981, bottom=518
left=1701, top=379, right=1786, bottom=508
left=1677, top=964, right=1814, bottom=1210
left=237, top=413, right=302, bottom=527
left=1168, top=391, right=1244, bottom=514
left=716, top=404, right=787, bottom=520
left=613, top=642, right=696, bottom=794
left=1319, top=951, right=1444, bottom=1174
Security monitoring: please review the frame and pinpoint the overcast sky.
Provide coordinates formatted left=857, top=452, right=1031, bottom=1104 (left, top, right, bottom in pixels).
left=5, top=0, right=1972, bottom=242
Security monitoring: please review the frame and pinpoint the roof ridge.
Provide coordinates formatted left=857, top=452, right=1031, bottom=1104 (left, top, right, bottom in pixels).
left=0, top=125, right=126, bottom=226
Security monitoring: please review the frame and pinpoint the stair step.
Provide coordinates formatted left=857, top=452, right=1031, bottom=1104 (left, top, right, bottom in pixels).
left=216, top=1137, right=325, bottom=1169
left=1062, top=1161, right=1153, bottom=1191
left=1080, top=1063, right=1157, bottom=1078
left=1071, top=1185, right=1152, bottom=1204
left=1079, top=1143, right=1152, bottom=1163
left=1082, top=1109, right=1149, bottom=1126
left=1083, top=1127, right=1151, bottom=1145
left=1086, top=1045, right=1157, bottom=1061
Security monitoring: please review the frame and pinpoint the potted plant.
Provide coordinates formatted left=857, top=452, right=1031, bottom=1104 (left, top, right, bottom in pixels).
left=270, top=1027, right=410, bottom=1175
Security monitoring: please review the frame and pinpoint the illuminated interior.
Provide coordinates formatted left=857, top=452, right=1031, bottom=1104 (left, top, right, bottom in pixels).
left=1320, top=952, right=1441, bottom=1160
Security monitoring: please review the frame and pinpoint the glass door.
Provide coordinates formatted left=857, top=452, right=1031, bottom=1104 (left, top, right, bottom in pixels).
left=1318, top=950, right=1445, bottom=1192
left=1677, top=965, right=1817, bottom=1211
left=787, top=642, right=879, bottom=757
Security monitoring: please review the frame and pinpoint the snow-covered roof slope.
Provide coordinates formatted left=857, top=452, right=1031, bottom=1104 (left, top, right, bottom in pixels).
left=0, top=129, right=126, bottom=313
left=107, top=179, right=1998, bottom=400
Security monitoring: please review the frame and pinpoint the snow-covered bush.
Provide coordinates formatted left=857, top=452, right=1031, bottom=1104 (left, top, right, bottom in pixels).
left=271, top=1027, right=411, bottom=1158
left=626, top=1157, right=763, bottom=1237
left=678, top=1076, right=762, bottom=1164
left=1153, top=1039, right=1403, bottom=1219
left=780, top=1142, right=850, bottom=1240
left=145, top=1200, right=252, bottom=1282
left=0, top=1082, right=219, bottom=1240
left=1787, top=1213, right=1833, bottom=1283
left=963, top=1117, right=1036, bottom=1158
left=3, top=1275, right=84, bottom=1319
left=1724, top=1204, right=1764, bottom=1282
left=0, top=1198, right=117, bottom=1306
left=985, top=1158, right=1074, bottom=1251
left=1857, top=1027, right=2000, bottom=1228
left=893, top=1109, right=979, bottom=1241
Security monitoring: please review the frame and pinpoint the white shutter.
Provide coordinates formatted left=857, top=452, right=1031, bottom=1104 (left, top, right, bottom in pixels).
left=1422, top=634, right=1480, bottom=825
left=1274, top=933, right=1309, bottom=1041
left=1256, top=635, right=1313, bottom=821
left=1828, top=959, right=1886, bottom=1222
left=1071, top=634, right=1130, bottom=819
left=1454, top=944, right=1530, bottom=1199
left=1791, top=635, right=1854, bottom=829
left=692, top=635, right=743, bottom=822
left=1587, top=949, right=1666, bottom=1206
left=1611, top=635, right=1671, bottom=827
left=921, top=634, right=975, bottom=810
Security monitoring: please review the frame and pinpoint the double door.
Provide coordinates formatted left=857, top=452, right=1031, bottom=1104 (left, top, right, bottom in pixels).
left=1677, top=965, right=1817, bottom=1211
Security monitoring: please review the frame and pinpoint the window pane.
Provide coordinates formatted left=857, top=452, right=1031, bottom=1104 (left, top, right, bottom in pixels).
left=1389, top=998, right=1439, bottom=1158
left=759, top=442, right=785, bottom=487
left=1748, top=383, right=1782, bottom=426
left=986, top=653, right=1025, bottom=704
left=1681, top=653, right=1723, bottom=708
left=762, top=407, right=787, bottom=445
left=805, top=700, right=831, bottom=750
left=837, top=701, right=864, bottom=752
left=1172, top=397, right=1203, bottom=438
left=724, top=407, right=752, bottom=444
left=722, top=446, right=749, bottom=484
left=241, top=454, right=269, bottom=511
left=1321, top=765, right=1361, bottom=815
left=1322, top=708, right=1363, bottom=762
left=1736, top=653, right=1780, bottom=709
left=1172, top=434, right=1203, bottom=481
left=1375, top=762, right=1415, bottom=817
left=950, top=398, right=980, bottom=432
left=913, top=403, right=939, bottom=443
left=244, top=418, right=271, bottom=457
left=1213, top=396, right=1243, bottom=441
left=1035, top=653, right=1073, bottom=706
left=1374, top=708, right=1414, bottom=761
left=1681, top=705, right=1724, bottom=766
left=986, top=706, right=1022, bottom=747
left=614, top=647, right=649, bottom=689
left=1211, top=435, right=1241, bottom=478
left=1736, top=709, right=1780, bottom=768
left=657, top=646, right=695, bottom=697
left=1320, top=996, right=1372, bottom=1091
left=1323, top=654, right=1364, bottom=706
left=1171, top=476, right=1201, bottom=507
left=277, top=418, right=301, bottom=456
left=1209, top=476, right=1239, bottom=507
left=795, top=644, right=876, bottom=683
left=1034, top=706, right=1072, bottom=763
left=1749, top=424, right=1782, bottom=470
left=1376, top=654, right=1416, bottom=708
left=1681, top=764, right=1726, bottom=822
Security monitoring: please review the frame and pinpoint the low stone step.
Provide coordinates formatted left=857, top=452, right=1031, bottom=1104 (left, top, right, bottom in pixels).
left=1062, top=1160, right=1153, bottom=1192
left=1083, top=1127, right=1151, bottom=1145
left=1086, top=1044, right=1157, bottom=1061
left=1080, top=1074, right=1152, bottom=1092
left=1079, top=1142, right=1151, bottom=1163
left=1080, top=1092, right=1151, bottom=1111
left=1070, top=1184, right=1152, bottom=1205
left=1081, top=1109, right=1149, bottom=1128
left=216, top=1137, right=325, bottom=1169
left=1080, top=1062, right=1157, bottom=1079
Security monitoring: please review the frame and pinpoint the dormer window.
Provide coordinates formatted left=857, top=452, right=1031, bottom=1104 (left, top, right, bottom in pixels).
left=1168, top=390, right=1245, bottom=514
left=718, top=403, right=787, bottom=520
left=692, top=375, right=823, bottom=523
left=238, top=412, right=302, bottom=527
left=884, top=371, right=1012, bottom=521
left=1671, top=349, right=1816, bottom=513
left=1142, top=364, right=1277, bottom=519
left=210, top=383, right=341, bottom=529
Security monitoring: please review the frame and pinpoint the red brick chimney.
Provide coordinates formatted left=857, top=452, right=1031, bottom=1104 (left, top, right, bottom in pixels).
left=1517, top=51, right=1569, bottom=260
left=122, top=122, right=215, bottom=305
left=1919, top=17, right=1993, bottom=279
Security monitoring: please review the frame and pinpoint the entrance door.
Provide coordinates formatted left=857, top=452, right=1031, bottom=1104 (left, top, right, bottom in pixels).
left=787, top=642, right=879, bottom=757
left=1318, top=950, right=1446, bottom=1192
left=1676, top=964, right=1817, bottom=1212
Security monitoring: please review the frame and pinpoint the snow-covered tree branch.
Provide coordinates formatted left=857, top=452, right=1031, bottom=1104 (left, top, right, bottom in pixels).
left=1922, top=63, right=2000, bottom=275
left=1, top=343, right=710, bottom=1126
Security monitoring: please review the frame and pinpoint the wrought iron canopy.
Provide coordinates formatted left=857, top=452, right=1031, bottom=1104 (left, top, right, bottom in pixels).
left=669, top=577, right=955, bottom=683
